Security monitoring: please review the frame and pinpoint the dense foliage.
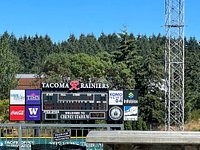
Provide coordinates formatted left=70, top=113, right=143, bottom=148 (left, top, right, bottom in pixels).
left=0, top=34, right=20, bottom=99
left=0, top=31, right=199, bottom=130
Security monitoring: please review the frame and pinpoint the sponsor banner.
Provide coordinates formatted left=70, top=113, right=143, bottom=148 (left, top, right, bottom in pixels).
left=109, top=90, right=123, bottom=105
left=10, top=90, right=25, bottom=105
left=10, top=106, right=25, bottom=121
left=123, top=90, right=139, bottom=105
left=26, top=89, right=41, bottom=105
left=26, top=106, right=41, bottom=121
left=53, top=130, right=71, bottom=141
left=124, top=106, right=138, bottom=121
left=0, top=138, right=103, bottom=149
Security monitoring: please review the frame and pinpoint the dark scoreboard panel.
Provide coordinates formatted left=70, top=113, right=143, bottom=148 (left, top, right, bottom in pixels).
left=42, top=92, right=108, bottom=120
left=42, top=92, right=107, bottom=111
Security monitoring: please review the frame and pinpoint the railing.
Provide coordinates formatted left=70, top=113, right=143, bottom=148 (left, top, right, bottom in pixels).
left=0, top=123, right=123, bottom=150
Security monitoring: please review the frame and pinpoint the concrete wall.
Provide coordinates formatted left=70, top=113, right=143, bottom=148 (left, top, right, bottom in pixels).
left=104, top=144, right=200, bottom=150
left=86, top=131, right=200, bottom=150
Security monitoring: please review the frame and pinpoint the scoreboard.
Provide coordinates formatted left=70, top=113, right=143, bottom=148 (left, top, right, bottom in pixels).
left=9, top=80, right=139, bottom=122
left=42, top=92, right=108, bottom=120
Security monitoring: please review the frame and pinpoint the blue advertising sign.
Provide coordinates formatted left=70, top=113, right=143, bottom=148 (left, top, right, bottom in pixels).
left=26, top=89, right=41, bottom=105
left=124, top=106, right=138, bottom=121
left=26, top=106, right=41, bottom=121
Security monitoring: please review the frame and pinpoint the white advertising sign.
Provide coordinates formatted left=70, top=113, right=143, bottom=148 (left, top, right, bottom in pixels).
left=109, top=90, right=123, bottom=105
left=10, top=90, right=25, bottom=105
left=124, top=106, right=138, bottom=121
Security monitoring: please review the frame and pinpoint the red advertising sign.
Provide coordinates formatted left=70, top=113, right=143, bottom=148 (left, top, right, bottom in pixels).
left=10, top=106, right=25, bottom=121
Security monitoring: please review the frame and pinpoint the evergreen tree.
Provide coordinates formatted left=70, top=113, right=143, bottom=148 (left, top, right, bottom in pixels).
left=112, top=29, right=141, bottom=129
left=78, top=34, right=102, bottom=54
left=0, top=36, right=20, bottom=99
left=184, top=37, right=200, bottom=120
left=137, top=39, right=164, bottom=130
left=98, top=33, right=120, bottom=52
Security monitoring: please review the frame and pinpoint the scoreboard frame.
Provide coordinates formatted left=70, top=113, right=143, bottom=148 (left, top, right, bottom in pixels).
left=9, top=79, right=139, bottom=122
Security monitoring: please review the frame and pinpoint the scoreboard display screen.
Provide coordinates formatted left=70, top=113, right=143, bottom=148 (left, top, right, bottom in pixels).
left=58, top=93, right=94, bottom=101
left=42, top=92, right=108, bottom=120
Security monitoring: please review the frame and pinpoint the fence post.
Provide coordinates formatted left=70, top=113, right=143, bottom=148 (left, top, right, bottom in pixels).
left=18, top=123, right=22, bottom=150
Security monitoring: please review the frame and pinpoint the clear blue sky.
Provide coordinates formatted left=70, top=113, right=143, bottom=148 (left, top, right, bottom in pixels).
left=0, top=0, right=199, bottom=42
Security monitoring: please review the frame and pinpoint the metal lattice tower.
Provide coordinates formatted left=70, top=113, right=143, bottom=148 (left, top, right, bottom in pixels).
left=165, top=0, right=185, bottom=131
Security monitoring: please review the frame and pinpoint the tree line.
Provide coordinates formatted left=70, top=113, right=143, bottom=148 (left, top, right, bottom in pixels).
left=0, top=31, right=200, bottom=130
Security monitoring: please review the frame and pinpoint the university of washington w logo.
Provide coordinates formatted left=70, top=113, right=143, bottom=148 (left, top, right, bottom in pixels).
left=28, top=108, right=38, bottom=115
left=69, top=80, right=80, bottom=90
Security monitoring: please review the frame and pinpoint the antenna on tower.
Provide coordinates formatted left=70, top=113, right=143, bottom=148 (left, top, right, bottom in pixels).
left=164, top=0, right=185, bottom=131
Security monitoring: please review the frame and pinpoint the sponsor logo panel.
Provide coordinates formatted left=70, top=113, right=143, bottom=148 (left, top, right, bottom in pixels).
left=10, top=90, right=25, bottom=105
left=109, top=90, right=123, bottom=105
left=108, top=106, right=123, bottom=121
left=26, top=106, right=41, bottom=121
left=26, top=89, right=41, bottom=105
left=123, top=90, right=139, bottom=105
left=124, top=106, right=138, bottom=121
left=10, top=106, right=25, bottom=121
